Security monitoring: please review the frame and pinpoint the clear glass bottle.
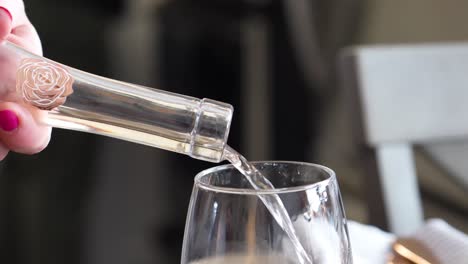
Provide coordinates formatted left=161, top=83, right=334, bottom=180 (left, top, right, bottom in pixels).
left=2, top=40, right=233, bottom=162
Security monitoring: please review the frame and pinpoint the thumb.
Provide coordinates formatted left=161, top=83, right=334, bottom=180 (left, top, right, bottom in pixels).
left=0, top=102, right=51, bottom=155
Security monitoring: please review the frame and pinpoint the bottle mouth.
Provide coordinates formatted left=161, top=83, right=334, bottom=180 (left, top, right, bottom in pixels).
left=189, top=98, right=233, bottom=163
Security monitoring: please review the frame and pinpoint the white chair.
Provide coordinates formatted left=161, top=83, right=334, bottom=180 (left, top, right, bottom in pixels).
left=341, top=43, right=468, bottom=235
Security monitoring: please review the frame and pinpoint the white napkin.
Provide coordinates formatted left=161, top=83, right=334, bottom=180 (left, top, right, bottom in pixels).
left=347, top=220, right=395, bottom=264
left=406, top=219, right=468, bottom=264
left=348, top=219, right=468, bottom=264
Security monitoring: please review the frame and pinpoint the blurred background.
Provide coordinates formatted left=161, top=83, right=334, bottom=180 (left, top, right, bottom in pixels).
left=1, top=0, right=467, bottom=263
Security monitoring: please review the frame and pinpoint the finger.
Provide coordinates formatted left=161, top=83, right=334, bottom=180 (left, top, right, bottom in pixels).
left=0, top=1, right=41, bottom=55
left=0, top=102, right=51, bottom=154
left=0, top=0, right=27, bottom=28
left=7, top=24, right=42, bottom=55
left=0, top=7, right=11, bottom=39
left=0, top=141, right=9, bottom=161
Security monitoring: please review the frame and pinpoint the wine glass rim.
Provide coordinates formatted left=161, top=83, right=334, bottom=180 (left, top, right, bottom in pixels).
left=194, top=160, right=336, bottom=194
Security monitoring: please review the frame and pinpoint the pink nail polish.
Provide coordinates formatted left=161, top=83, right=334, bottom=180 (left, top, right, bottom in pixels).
left=0, top=110, right=19, bottom=131
left=0, top=7, right=12, bottom=21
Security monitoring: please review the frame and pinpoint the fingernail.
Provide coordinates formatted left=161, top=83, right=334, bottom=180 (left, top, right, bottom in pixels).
left=0, top=110, right=19, bottom=131
left=0, top=7, right=12, bottom=21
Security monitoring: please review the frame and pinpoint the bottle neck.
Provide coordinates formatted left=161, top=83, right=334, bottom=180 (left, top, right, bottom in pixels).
left=5, top=40, right=234, bottom=162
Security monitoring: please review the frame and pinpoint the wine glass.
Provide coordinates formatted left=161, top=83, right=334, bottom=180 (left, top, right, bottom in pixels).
left=181, top=161, right=352, bottom=263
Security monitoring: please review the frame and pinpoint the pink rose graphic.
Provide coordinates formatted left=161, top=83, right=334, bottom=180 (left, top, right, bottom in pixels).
left=16, top=58, right=74, bottom=110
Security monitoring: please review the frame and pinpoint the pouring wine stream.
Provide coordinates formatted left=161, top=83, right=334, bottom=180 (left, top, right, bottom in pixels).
left=223, top=146, right=313, bottom=264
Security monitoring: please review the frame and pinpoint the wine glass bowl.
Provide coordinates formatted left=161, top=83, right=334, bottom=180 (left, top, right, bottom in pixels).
left=181, top=161, right=352, bottom=264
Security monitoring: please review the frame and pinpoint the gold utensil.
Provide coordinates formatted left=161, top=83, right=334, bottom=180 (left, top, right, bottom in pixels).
left=387, top=238, right=440, bottom=264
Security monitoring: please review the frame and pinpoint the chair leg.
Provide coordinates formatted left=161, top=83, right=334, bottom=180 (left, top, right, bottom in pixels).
left=375, top=143, right=424, bottom=235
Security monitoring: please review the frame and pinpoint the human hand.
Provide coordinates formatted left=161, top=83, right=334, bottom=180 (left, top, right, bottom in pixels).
left=0, top=0, right=50, bottom=160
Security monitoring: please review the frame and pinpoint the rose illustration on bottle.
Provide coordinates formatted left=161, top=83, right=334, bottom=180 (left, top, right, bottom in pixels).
left=16, top=58, right=74, bottom=110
